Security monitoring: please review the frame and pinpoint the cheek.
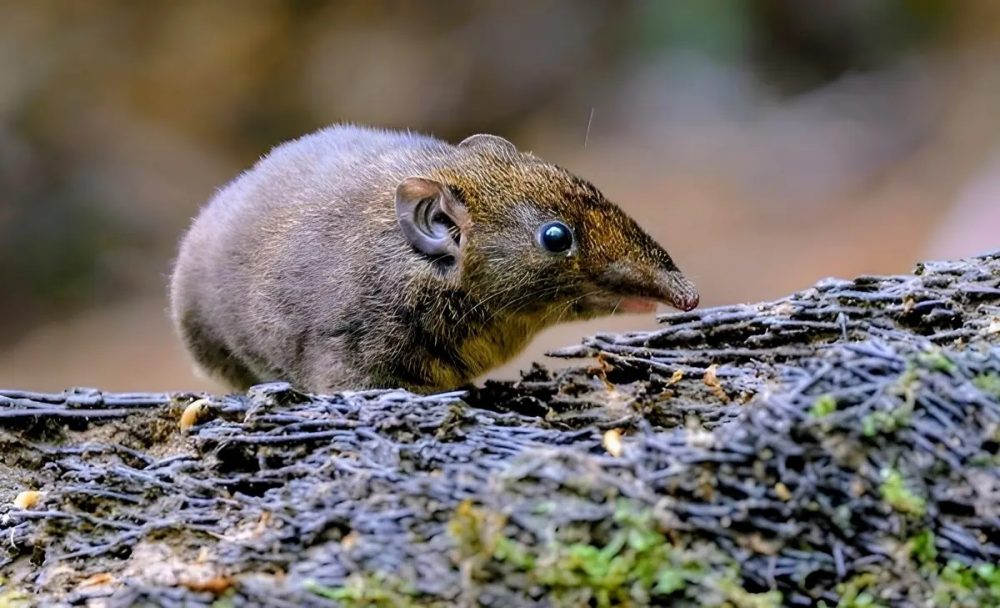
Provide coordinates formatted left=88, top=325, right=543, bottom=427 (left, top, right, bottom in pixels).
left=475, top=229, right=581, bottom=295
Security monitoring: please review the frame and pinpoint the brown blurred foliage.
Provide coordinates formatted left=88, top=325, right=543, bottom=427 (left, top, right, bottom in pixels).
left=0, top=0, right=998, bottom=391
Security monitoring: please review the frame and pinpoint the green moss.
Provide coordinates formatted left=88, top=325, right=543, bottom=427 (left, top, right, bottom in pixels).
left=858, top=363, right=921, bottom=437
left=909, top=529, right=937, bottom=564
left=933, top=560, right=1000, bottom=606
left=838, top=590, right=886, bottom=608
left=494, top=535, right=535, bottom=570
left=810, top=394, right=837, bottom=417
left=902, top=529, right=1000, bottom=605
left=879, top=469, right=926, bottom=517
left=305, top=574, right=432, bottom=608
left=450, top=499, right=782, bottom=608
left=973, top=372, right=1000, bottom=399
left=916, top=350, right=956, bottom=374
left=835, top=573, right=888, bottom=608
left=861, top=410, right=909, bottom=437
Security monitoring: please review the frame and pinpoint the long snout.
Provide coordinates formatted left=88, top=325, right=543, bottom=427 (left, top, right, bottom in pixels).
left=652, top=269, right=699, bottom=311
left=598, top=262, right=699, bottom=312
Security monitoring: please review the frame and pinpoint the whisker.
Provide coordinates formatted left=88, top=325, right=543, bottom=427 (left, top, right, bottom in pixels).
left=540, top=287, right=605, bottom=327
left=477, top=283, right=565, bottom=329
left=454, top=274, right=550, bottom=326
left=584, top=107, right=595, bottom=149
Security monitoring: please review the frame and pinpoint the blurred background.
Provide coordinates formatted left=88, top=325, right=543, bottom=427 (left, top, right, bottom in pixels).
left=1, top=0, right=998, bottom=392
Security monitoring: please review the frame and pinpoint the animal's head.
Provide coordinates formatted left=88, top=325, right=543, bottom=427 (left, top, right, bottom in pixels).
left=394, top=133, right=698, bottom=325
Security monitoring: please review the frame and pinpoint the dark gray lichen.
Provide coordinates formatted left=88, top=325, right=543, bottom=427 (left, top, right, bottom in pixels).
left=0, top=251, right=998, bottom=607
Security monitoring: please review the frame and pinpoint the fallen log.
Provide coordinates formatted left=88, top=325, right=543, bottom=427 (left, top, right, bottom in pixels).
left=1, top=252, right=998, bottom=607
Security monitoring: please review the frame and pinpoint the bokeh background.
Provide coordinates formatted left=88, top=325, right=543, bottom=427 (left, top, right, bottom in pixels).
left=1, top=0, right=998, bottom=392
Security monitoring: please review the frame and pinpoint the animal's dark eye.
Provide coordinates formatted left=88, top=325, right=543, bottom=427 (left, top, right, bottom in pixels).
left=538, top=221, right=574, bottom=253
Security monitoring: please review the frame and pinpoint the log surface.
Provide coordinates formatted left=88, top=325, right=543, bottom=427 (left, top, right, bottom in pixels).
left=1, top=252, right=998, bottom=607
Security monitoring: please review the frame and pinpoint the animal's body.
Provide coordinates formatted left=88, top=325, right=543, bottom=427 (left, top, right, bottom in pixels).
left=170, top=125, right=698, bottom=393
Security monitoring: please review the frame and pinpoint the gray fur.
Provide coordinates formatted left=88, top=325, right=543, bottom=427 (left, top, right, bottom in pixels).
left=169, top=125, right=697, bottom=393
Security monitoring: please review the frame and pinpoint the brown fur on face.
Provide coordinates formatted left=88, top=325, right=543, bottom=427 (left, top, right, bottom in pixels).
left=169, top=126, right=697, bottom=394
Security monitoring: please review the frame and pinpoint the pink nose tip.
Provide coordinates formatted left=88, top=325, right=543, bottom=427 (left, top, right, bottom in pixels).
left=659, top=271, right=699, bottom=311
left=674, top=292, right=699, bottom=311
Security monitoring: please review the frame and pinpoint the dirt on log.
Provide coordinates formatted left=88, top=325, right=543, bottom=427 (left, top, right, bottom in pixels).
left=1, top=252, right=998, bottom=607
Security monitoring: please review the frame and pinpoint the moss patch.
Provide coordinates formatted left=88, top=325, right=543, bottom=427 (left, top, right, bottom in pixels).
left=450, top=499, right=782, bottom=608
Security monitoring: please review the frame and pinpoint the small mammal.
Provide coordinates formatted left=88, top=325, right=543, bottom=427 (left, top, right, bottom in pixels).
left=170, top=125, right=698, bottom=393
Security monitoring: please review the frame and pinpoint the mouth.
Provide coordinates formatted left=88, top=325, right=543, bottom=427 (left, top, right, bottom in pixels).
left=614, top=296, right=659, bottom=314
left=580, top=291, right=697, bottom=316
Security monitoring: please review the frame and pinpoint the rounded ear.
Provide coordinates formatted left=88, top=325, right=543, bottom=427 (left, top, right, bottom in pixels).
left=395, top=177, right=470, bottom=258
left=457, top=133, right=517, bottom=157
